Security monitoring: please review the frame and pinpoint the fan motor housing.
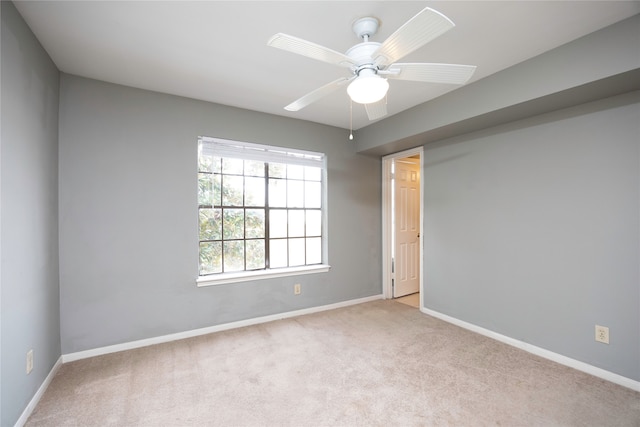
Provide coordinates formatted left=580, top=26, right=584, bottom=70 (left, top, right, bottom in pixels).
left=346, top=42, right=381, bottom=68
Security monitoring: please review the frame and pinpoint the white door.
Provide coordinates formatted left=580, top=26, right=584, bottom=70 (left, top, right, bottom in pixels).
left=393, top=159, right=420, bottom=297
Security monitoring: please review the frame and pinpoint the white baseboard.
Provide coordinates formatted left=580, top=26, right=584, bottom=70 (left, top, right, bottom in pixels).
left=14, top=356, right=63, bottom=427
left=63, top=294, right=383, bottom=363
left=421, top=307, right=640, bottom=392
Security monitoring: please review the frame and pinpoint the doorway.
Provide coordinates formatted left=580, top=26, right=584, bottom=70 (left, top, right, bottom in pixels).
left=382, top=147, right=423, bottom=308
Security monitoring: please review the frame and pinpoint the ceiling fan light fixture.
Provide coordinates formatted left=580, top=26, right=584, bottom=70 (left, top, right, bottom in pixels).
left=347, top=74, right=389, bottom=104
left=268, top=7, right=473, bottom=120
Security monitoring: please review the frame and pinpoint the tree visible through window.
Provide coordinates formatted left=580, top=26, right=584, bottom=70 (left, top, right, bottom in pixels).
left=198, top=137, right=326, bottom=276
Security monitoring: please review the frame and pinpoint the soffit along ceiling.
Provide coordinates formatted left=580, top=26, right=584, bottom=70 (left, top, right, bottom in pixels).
left=13, top=1, right=640, bottom=131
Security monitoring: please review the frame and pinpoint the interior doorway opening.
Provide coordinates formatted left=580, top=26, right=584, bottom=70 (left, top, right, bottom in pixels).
left=382, top=147, right=423, bottom=308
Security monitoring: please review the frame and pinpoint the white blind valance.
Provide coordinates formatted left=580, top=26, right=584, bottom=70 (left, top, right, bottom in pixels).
left=199, top=136, right=325, bottom=169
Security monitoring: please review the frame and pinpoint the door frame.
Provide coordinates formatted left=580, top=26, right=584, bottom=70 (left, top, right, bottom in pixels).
left=382, top=147, right=424, bottom=305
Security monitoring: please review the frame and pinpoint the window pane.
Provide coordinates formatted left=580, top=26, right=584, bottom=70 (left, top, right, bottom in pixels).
left=287, top=164, right=304, bottom=180
left=289, top=238, right=305, bottom=266
left=198, top=142, right=220, bottom=173
left=287, top=180, right=304, bottom=208
left=306, top=210, right=322, bottom=236
left=212, top=156, right=222, bottom=173
left=305, top=166, right=321, bottom=181
left=212, top=174, right=222, bottom=206
left=223, top=175, right=243, bottom=206
left=269, top=239, right=287, bottom=268
left=305, top=181, right=321, bottom=208
left=198, top=173, right=213, bottom=206
left=222, top=157, right=243, bottom=175
left=245, top=177, right=265, bottom=206
left=245, top=160, right=265, bottom=177
left=200, top=241, right=222, bottom=274
left=223, top=209, right=244, bottom=240
left=269, top=163, right=286, bottom=178
left=269, top=179, right=286, bottom=207
left=306, top=237, right=322, bottom=264
left=269, top=209, right=287, bottom=238
left=246, top=239, right=265, bottom=270
left=199, top=208, right=222, bottom=240
left=198, top=154, right=213, bottom=173
left=224, top=241, right=244, bottom=272
left=246, top=209, right=265, bottom=238
left=289, top=210, right=304, bottom=237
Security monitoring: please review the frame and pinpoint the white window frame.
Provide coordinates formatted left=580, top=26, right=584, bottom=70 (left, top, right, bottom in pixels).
left=196, top=136, right=330, bottom=287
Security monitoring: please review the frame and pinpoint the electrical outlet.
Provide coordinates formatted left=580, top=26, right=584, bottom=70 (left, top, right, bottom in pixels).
left=595, top=325, right=609, bottom=344
left=294, top=284, right=301, bottom=295
left=26, top=350, right=34, bottom=374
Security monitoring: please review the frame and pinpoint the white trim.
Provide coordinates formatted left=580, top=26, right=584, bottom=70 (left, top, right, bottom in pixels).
left=199, top=136, right=325, bottom=168
left=14, top=357, right=63, bottom=427
left=381, top=156, right=393, bottom=300
left=63, top=294, right=383, bottom=363
left=421, top=307, right=640, bottom=392
left=197, top=264, right=331, bottom=287
left=381, top=147, right=424, bottom=303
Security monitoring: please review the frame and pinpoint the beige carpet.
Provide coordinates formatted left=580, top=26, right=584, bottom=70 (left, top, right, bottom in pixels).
left=26, top=300, right=639, bottom=426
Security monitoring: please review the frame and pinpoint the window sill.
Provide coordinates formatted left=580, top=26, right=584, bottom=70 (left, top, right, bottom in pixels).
left=196, top=264, right=331, bottom=287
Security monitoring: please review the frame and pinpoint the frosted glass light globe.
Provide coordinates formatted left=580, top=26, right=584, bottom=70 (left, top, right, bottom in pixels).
left=347, top=74, right=389, bottom=104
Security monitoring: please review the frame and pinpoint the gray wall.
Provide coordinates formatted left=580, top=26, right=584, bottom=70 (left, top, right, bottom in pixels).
left=58, top=74, right=381, bottom=354
left=1, top=1, right=61, bottom=426
left=423, top=92, right=640, bottom=381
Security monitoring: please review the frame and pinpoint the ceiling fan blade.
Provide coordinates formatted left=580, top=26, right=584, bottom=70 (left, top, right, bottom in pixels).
left=285, top=77, right=350, bottom=111
left=268, top=33, right=355, bottom=68
left=374, top=7, right=455, bottom=67
left=365, top=98, right=388, bottom=121
left=386, top=63, right=477, bottom=84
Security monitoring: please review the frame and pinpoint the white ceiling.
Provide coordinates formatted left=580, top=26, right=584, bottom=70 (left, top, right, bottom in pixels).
left=13, top=1, right=640, bottom=130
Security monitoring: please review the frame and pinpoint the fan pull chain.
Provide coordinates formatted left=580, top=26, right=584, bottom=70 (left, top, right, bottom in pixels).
left=349, top=99, right=354, bottom=140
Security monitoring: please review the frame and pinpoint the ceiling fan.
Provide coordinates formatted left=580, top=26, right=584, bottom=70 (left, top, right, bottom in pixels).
left=267, top=7, right=477, bottom=121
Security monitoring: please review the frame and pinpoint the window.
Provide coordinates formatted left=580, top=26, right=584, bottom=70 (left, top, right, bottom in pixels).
left=197, top=137, right=329, bottom=285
